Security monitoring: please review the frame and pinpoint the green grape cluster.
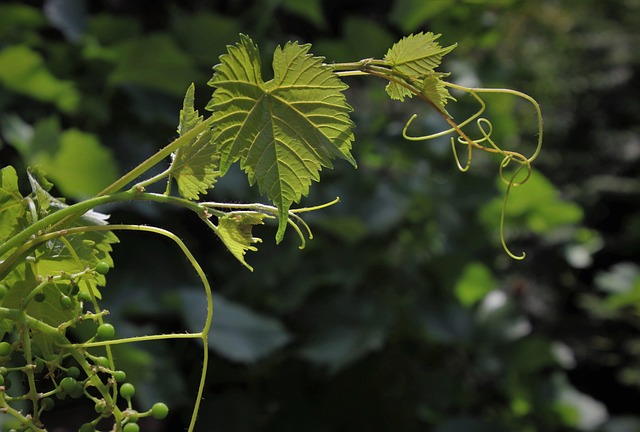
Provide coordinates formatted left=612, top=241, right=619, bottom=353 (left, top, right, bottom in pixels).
left=0, top=261, right=169, bottom=432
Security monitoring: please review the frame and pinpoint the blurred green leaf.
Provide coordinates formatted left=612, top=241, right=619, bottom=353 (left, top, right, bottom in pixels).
left=480, top=170, right=583, bottom=235
left=390, top=0, right=452, bottom=33
left=454, top=262, right=496, bottom=307
left=171, top=12, right=241, bottom=67
left=0, top=45, right=80, bottom=112
left=109, top=34, right=200, bottom=96
left=0, top=4, right=46, bottom=43
left=41, top=128, right=118, bottom=198
left=281, top=0, right=326, bottom=29
left=181, top=290, right=292, bottom=363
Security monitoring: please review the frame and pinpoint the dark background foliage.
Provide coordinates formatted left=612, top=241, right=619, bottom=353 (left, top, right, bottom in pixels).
left=1, top=0, right=640, bottom=431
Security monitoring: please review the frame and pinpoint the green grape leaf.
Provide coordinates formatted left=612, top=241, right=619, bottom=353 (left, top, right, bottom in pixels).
left=169, top=83, right=220, bottom=200
left=178, top=82, right=203, bottom=135
left=1, top=266, right=79, bottom=355
left=384, top=32, right=456, bottom=102
left=207, top=34, right=356, bottom=242
left=27, top=172, right=118, bottom=299
left=216, top=212, right=270, bottom=271
left=421, top=74, right=456, bottom=117
left=0, top=165, right=26, bottom=244
left=384, top=31, right=456, bottom=76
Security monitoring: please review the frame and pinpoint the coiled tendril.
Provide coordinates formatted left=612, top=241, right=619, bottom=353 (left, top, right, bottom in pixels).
left=402, top=84, right=544, bottom=260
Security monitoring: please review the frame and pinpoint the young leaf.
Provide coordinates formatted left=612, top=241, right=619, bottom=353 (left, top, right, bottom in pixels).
left=169, top=83, right=220, bottom=200
left=421, top=74, right=456, bottom=117
left=207, top=34, right=356, bottom=242
left=383, top=32, right=456, bottom=102
left=216, top=212, right=269, bottom=271
left=384, top=31, right=456, bottom=76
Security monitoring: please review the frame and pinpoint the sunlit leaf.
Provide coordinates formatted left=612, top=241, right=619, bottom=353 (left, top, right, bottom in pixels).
left=384, top=32, right=456, bottom=102
left=421, top=74, right=456, bottom=117
left=169, top=83, right=220, bottom=200
left=216, top=212, right=269, bottom=271
left=207, top=34, right=356, bottom=242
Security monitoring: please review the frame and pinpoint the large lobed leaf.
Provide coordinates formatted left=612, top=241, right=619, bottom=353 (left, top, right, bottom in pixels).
left=169, top=83, right=221, bottom=200
left=207, top=34, right=356, bottom=242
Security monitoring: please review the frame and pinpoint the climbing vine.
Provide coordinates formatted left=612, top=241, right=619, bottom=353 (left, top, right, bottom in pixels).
left=0, top=32, right=542, bottom=431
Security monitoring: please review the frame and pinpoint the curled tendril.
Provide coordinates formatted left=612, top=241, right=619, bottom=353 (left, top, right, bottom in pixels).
left=401, top=83, right=543, bottom=260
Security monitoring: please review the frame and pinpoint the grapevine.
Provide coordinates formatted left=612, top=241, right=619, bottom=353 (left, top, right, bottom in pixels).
left=0, top=32, right=542, bottom=431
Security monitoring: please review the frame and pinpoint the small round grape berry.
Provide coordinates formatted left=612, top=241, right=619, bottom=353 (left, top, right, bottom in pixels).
left=67, top=366, right=80, bottom=379
left=94, top=262, right=110, bottom=275
left=95, top=356, right=110, bottom=368
left=151, top=402, right=169, bottom=420
left=70, top=383, right=85, bottom=399
left=78, top=291, right=93, bottom=303
left=119, top=383, right=135, bottom=399
left=113, top=370, right=127, bottom=382
left=94, top=401, right=106, bottom=414
left=96, top=323, right=115, bottom=340
left=60, top=295, right=72, bottom=309
left=78, top=424, right=95, bottom=432
left=60, top=376, right=78, bottom=394
left=0, top=374, right=4, bottom=386
left=0, top=341, right=12, bottom=357
left=41, top=397, right=55, bottom=411
left=0, top=284, right=8, bottom=300
left=123, top=423, right=139, bottom=432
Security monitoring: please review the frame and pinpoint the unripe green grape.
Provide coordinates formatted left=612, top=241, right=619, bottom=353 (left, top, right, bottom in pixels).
left=96, top=323, right=115, bottom=340
left=113, top=370, right=127, bottom=382
left=0, top=284, right=8, bottom=299
left=95, top=356, right=110, bottom=368
left=95, top=261, right=110, bottom=275
left=123, top=423, right=139, bottom=432
left=0, top=341, right=12, bottom=356
left=70, top=383, right=85, bottom=399
left=60, top=376, right=78, bottom=394
left=41, top=397, right=55, bottom=411
left=127, top=411, right=139, bottom=423
left=60, top=295, right=72, bottom=309
left=0, top=374, right=4, bottom=386
left=79, top=424, right=95, bottom=432
left=151, top=402, right=169, bottom=420
left=67, top=366, right=80, bottom=379
left=94, top=401, right=106, bottom=413
left=34, top=358, right=45, bottom=373
left=0, top=366, right=7, bottom=375
left=119, top=382, right=135, bottom=399
left=78, top=291, right=92, bottom=303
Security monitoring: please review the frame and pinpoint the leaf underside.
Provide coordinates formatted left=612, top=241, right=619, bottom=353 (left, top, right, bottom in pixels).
left=216, top=212, right=269, bottom=271
left=207, top=34, right=356, bottom=242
